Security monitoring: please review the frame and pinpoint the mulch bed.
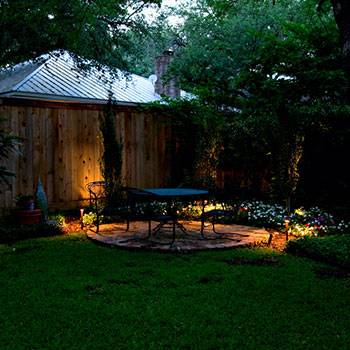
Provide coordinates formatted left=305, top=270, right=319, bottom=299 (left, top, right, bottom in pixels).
left=265, top=230, right=293, bottom=252
left=64, top=217, right=84, bottom=233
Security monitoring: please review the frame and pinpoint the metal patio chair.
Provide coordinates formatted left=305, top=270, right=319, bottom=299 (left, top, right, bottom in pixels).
left=200, top=185, right=249, bottom=240
left=85, top=181, right=129, bottom=233
left=176, top=177, right=215, bottom=191
left=85, top=181, right=157, bottom=234
left=85, top=181, right=174, bottom=241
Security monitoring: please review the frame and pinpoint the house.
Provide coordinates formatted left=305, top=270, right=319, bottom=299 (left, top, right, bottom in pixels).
left=0, top=51, right=180, bottom=211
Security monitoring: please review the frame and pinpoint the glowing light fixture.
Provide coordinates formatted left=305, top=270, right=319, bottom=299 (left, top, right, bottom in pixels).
left=80, top=208, right=84, bottom=229
left=285, top=217, right=290, bottom=241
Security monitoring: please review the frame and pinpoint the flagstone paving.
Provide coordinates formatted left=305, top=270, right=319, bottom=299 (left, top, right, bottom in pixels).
left=86, top=221, right=272, bottom=252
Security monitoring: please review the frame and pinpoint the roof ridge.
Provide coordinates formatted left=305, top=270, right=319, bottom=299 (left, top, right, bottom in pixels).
left=11, top=55, right=53, bottom=91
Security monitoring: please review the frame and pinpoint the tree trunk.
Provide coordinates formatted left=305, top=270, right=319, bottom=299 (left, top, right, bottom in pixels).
left=331, top=0, right=350, bottom=75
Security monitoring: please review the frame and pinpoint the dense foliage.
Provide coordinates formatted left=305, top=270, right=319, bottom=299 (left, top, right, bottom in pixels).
left=232, top=13, right=349, bottom=208
left=120, top=15, right=180, bottom=77
left=98, top=98, right=124, bottom=204
left=0, top=219, right=65, bottom=244
left=0, top=117, right=23, bottom=184
left=138, top=0, right=350, bottom=211
left=141, top=98, right=225, bottom=184
left=0, top=0, right=162, bottom=71
left=286, top=234, right=350, bottom=269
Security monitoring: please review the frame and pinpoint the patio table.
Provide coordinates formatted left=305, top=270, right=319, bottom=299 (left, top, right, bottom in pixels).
left=141, top=188, right=209, bottom=245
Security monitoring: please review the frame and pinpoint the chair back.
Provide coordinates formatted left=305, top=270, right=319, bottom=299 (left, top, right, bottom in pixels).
left=124, top=187, right=163, bottom=219
left=86, top=181, right=107, bottom=207
left=86, top=181, right=127, bottom=208
left=176, top=177, right=215, bottom=191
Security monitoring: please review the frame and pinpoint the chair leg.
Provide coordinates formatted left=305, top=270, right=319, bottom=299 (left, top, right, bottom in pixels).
left=201, top=216, right=247, bottom=240
left=126, top=217, right=130, bottom=232
left=120, top=220, right=152, bottom=244
left=212, top=221, right=223, bottom=235
left=212, top=220, right=249, bottom=238
left=201, top=220, right=225, bottom=240
left=96, top=210, right=100, bottom=233
left=147, top=220, right=152, bottom=239
left=170, top=221, right=176, bottom=245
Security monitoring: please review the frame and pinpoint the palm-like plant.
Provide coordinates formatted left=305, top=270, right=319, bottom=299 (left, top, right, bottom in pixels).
left=0, top=117, right=23, bottom=184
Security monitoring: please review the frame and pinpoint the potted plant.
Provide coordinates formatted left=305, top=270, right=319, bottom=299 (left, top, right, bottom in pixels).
left=13, top=194, right=42, bottom=225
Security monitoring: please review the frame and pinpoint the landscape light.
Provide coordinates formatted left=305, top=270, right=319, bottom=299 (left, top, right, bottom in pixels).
left=285, top=218, right=290, bottom=241
left=80, top=208, right=84, bottom=229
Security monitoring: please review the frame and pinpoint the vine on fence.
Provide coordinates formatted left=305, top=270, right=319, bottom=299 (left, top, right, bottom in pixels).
left=98, top=96, right=123, bottom=205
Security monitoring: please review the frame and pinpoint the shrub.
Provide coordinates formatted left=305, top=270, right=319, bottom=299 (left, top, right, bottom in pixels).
left=289, top=207, right=350, bottom=237
left=83, top=211, right=103, bottom=227
left=0, top=220, right=66, bottom=244
left=240, top=201, right=286, bottom=228
left=286, top=235, right=350, bottom=269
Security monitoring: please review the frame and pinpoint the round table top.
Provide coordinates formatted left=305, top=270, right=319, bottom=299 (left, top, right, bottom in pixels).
left=143, top=188, right=208, bottom=197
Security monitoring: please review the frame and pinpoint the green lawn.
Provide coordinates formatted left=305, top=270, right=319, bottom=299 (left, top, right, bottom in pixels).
left=1, top=232, right=350, bottom=349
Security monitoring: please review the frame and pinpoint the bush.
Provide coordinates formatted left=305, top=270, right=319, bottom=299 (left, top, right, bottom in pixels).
left=289, top=207, right=350, bottom=237
left=0, top=220, right=66, bottom=244
left=239, top=201, right=286, bottom=228
left=286, top=235, right=350, bottom=269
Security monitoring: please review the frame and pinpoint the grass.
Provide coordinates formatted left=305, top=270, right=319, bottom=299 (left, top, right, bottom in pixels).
left=1, top=232, right=350, bottom=349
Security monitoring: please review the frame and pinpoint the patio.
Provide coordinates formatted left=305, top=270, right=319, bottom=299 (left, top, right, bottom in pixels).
left=86, top=220, right=272, bottom=252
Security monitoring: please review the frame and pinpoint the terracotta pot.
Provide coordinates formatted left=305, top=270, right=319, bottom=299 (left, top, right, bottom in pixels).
left=14, top=209, right=42, bottom=225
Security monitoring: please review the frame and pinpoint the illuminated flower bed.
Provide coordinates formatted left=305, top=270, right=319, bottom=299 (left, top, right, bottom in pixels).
left=236, top=201, right=350, bottom=237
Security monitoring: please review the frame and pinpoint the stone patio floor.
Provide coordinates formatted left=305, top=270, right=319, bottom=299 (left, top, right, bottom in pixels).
left=86, top=220, right=272, bottom=252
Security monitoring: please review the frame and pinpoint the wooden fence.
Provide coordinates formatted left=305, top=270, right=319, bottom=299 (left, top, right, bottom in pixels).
left=0, top=98, right=171, bottom=211
left=215, top=168, right=270, bottom=193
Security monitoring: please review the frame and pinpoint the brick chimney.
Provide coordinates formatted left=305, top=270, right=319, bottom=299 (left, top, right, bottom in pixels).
left=154, top=50, right=180, bottom=98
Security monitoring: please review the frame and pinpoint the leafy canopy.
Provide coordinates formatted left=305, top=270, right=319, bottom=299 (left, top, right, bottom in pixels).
left=142, top=0, right=350, bottom=207
left=0, top=0, right=162, bottom=70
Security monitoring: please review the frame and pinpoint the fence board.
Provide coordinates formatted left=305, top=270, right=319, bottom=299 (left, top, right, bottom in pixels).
left=45, top=108, right=54, bottom=203
left=57, top=108, right=65, bottom=204
left=11, top=107, right=20, bottom=199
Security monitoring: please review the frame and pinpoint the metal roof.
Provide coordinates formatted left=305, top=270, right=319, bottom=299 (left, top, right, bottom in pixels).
left=0, top=51, right=164, bottom=105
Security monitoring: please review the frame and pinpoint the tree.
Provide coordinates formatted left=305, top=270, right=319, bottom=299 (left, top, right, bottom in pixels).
left=98, top=97, right=123, bottom=204
left=118, top=14, right=180, bottom=77
left=319, top=0, right=350, bottom=75
left=142, top=97, right=225, bottom=185
left=159, top=0, right=350, bottom=208
left=0, top=0, right=162, bottom=70
left=167, top=0, right=310, bottom=101
left=232, top=9, right=349, bottom=209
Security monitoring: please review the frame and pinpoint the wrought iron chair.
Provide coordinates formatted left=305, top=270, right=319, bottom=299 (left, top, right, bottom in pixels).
left=85, top=181, right=175, bottom=243
left=175, top=177, right=215, bottom=221
left=176, top=177, right=215, bottom=191
left=85, top=181, right=157, bottom=234
left=85, top=181, right=127, bottom=233
left=200, top=185, right=249, bottom=240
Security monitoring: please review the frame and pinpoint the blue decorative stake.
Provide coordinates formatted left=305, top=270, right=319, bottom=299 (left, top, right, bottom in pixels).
left=35, top=176, right=48, bottom=221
